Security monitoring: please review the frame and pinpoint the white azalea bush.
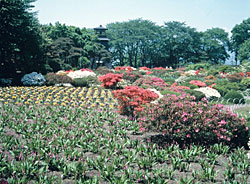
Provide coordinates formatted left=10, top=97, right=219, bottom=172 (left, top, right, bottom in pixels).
left=148, top=88, right=163, bottom=104
left=194, top=87, right=221, bottom=98
left=67, top=70, right=96, bottom=80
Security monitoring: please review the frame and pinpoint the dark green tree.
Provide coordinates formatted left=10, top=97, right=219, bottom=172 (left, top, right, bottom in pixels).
left=238, top=39, right=250, bottom=62
left=160, top=21, right=202, bottom=67
left=231, top=18, right=250, bottom=62
left=0, top=0, right=44, bottom=78
left=201, top=28, right=230, bottom=64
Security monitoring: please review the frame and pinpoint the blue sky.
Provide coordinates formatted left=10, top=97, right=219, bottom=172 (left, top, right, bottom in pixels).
left=33, top=0, right=250, bottom=33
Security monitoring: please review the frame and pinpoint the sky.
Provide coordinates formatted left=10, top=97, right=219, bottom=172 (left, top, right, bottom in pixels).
left=32, top=0, right=250, bottom=33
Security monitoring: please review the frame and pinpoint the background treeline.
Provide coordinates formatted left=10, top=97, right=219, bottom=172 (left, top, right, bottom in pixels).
left=0, top=0, right=249, bottom=80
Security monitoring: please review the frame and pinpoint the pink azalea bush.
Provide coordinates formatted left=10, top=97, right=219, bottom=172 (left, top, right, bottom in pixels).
left=189, top=80, right=206, bottom=87
left=138, top=94, right=249, bottom=148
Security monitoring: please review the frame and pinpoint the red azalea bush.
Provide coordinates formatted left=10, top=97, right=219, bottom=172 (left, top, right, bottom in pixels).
left=189, top=80, right=206, bottom=87
left=113, top=86, right=159, bottom=116
left=138, top=95, right=249, bottom=148
left=98, top=73, right=123, bottom=89
left=133, top=77, right=169, bottom=91
left=170, top=82, right=190, bottom=92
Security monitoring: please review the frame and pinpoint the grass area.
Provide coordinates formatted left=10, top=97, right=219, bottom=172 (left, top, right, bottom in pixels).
left=0, top=86, right=249, bottom=183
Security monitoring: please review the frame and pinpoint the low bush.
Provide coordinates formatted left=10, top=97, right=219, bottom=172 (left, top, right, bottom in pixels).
left=46, top=73, right=73, bottom=86
left=96, top=66, right=114, bottom=75
left=184, top=89, right=206, bottom=101
left=160, top=89, right=182, bottom=96
left=73, top=76, right=99, bottom=87
left=21, top=72, right=46, bottom=86
left=133, top=77, right=168, bottom=91
left=185, top=63, right=211, bottom=70
left=122, top=71, right=143, bottom=83
left=240, top=78, right=250, bottom=89
left=113, top=86, right=159, bottom=116
left=224, top=91, right=245, bottom=104
left=180, top=82, right=198, bottom=89
left=98, top=73, right=123, bottom=89
left=227, top=73, right=243, bottom=83
left=138, top=95, right=249, bottom=148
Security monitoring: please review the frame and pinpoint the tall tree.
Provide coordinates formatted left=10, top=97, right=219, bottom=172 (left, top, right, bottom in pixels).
left=160, top=21, right=202, bottom=67
left=231, top=18, right=250, bottom=62
left=238, top=39, right=250, bottom=62
left=201, top=28, right=230, bottom=64
left=107, top=19, right=161, bottom=67
left=0, top=0, right=43, bottom=77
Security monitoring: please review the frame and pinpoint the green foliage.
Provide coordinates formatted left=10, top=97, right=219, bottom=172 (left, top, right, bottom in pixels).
left=160, top=90, right=181, bottom=96
left=201, top=28, right=230, bottom=64
left=224, top=91, right=245, bottom=104
left=226, top=73, right=243, bottom=83
left=185, top=63, right=211, bottom=70
left=184, top=89, right=206, bottom=101
left=181, top=82, right=199, bottom=89
left=96, top=66, right=114, bottom=75
left=231, top=17, right=250, bottom=59
left=0, top=0, right=45, bottom=77
left=45, top=73, right=73, bottom=85
left=73, top=76, right=99, bottom=87
left=238, top=40, right=250, bottom=62
left=240, top=78, right=250, bottom=89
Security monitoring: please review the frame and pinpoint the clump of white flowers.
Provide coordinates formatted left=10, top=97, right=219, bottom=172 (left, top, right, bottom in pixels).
left=148, top=88, right=163, bottom=104
left=67, top=70, right=96, bottom=80
left=194, top=87, right=221, bottom=98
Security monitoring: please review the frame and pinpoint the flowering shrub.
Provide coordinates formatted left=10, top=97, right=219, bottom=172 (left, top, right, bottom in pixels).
left=138, top=95, right=249, bottom=148
left=46, top=73, right=73, bottom=85
left=194, top=87, right=221, bottom=99
left=153, top=67, right=166, bottom=70
left=133, top=77, right=169, bottom=91
left=170, top=82, right=191, bottom=92
left=139, top=66, right=150, bottom=71
left=113, top=86, right=159, bottom=116
left=115, top=66, right=135, bottom=72
left=80, top=68, right=93, bottom=72
left=96, top=66, right=114, bottom=75
left=21, top=72, right=46, bottom=86
left=227, top=73, right=243, bottom=82
left=67, top=70, right=96, bottom=79
left=189, top=80, right=206, bottom=87
left=99, top=73, right=123, bottom=89
left=122, top=71, right=143, bottom=83
left=247, top=72, right=250, bottom=77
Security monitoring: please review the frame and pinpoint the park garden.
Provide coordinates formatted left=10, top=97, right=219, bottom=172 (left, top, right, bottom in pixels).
left=1, top=0, right=250, bottom=183
left=0, top=62, right=250, bottom=183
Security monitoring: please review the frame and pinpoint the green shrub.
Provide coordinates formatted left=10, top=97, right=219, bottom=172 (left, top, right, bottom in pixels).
left=184, top=76, right=205, bottom=83
left=185, top=63, right=211, bottom=70
left=184, top=89, right=205, bottom=101
left=217, top=65, right=236, bottom=73
left=122, top=71, right=143, bottom=83
left=227, top=73, right=243, bottom=83
left=214, top=86, right=228, bottom=97
left=46, top=73, right=73, bottom=86
left=180, top=82, right=198, bottom=89
left=160, top=90, right=181, bottom=96
left=73, top=76, right=99, bottom=87
left=224, top=91, right=245, bottom=104
left=96, top=66, right=114, bottom=75
left=163, top=78, right=176, bottom=85
left=241, top=78, right=250, bottom=89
